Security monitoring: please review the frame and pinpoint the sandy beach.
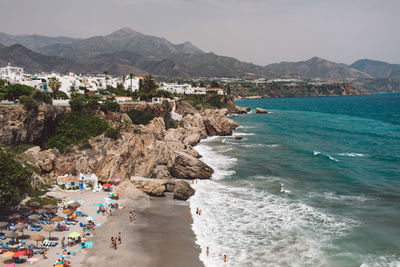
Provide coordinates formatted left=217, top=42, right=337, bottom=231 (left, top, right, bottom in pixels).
left=83, top=194, right=203, bottom=267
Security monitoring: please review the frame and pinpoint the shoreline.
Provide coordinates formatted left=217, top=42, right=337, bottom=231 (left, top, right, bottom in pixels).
left=82, top=194, right=203, bottom=267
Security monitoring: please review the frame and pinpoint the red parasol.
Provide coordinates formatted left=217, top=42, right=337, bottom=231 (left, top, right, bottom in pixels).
left=103, top=183, right=112, bottom=187
left=13, top=251, right=26, bottom=258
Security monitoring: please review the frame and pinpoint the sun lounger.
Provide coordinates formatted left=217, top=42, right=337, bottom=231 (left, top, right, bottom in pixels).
left=0, top=232, right=5, bottom=239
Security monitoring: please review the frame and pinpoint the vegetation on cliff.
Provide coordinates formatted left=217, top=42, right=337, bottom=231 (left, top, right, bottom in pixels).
left=46, top=111, right=109, bottom=152
left=182, top=94, right=232, bottom=109
left=126, top=109, right=155, bottom=125
left=0, top=147, right=32, bottom=206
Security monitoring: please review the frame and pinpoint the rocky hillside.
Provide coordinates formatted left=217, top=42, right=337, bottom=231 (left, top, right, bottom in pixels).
left=0, top=105, right=67, bottom=145
left=350, top=59, right=400, bottom=80
left=17, top=102, right=238, bottom=183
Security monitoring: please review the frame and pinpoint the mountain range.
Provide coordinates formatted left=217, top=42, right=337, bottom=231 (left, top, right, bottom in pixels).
left=0, top=28, right=398, bottom=86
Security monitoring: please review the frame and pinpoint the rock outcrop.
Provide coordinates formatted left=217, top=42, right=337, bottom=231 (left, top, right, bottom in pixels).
left=130, top=177, right=166, bottom=197
left=114, top=180, right=149, bottom=200
left=168, top=152, right=214, bottom=179
left=0, top=105, right=66, bottom=145
left=173, top=180, right=195, bottom=200
left=256, top=108, right=268, bottom=113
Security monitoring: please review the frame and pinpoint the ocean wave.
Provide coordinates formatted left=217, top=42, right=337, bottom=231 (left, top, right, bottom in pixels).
left=232, top=132, right=255, bottom=136
left=308, top=192, right=373, bottom=203
left=336, top=153, right=366, bottom=157
left=189, top=181, right=356, bottom=267
left=313, top=151, right=339, bottom=162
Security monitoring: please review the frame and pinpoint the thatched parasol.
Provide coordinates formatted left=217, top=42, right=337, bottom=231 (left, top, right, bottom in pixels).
left=30, top=233, right=45, bottom=246
left=68, top=202, right=81, bottom=209
left=0, top=221, right=8, bottom=231
left=43, top=225, right=56, bottom=238
left=28, top=214, right=41, bottom=221
left=36, top=209, right=47, bottom=214
left=63, top=209, right=74, bottom=215
left=29, top=202, right=41, bottom=209
left=52, top=216, right=66, bottom=222
left=7, top=231, right=19, bottom=239
left=9, top=214, right=20, bottom=220
left=44, top=204, right=57, bottom=210
left=15, top=222, right=28, bottom=235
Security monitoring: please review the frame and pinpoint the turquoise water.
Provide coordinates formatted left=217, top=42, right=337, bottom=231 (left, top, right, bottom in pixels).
left=189, top=94, right=400, bottom=267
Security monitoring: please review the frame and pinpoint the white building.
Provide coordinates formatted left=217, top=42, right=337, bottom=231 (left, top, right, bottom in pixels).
left=159, top=83, right=206, bottom=95
left=0, top=64, right=24, bottom=82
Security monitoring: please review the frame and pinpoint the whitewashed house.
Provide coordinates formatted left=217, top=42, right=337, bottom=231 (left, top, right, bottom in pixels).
left=79, top=173, right=99, bottom=189
left=56, top=175, right=80, bottom=189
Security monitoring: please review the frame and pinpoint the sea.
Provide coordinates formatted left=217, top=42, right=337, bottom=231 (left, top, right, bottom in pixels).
left=188, top=93, right=400, bottom=267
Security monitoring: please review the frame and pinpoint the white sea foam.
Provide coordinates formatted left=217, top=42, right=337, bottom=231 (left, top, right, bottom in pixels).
left=232, top=132, right=255, bottom=136
left=336, top=153, right=366, bottom=157
left=191, top=139, right=356, bottom=267
left=313, top=151, right=339, bottom=162
left=308, top=192, right=373, bottom=203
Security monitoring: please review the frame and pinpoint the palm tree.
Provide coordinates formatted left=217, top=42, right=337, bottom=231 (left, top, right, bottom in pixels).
left=129, top=73, right=134, bottom=91
left=48, top=77, right=61, bottom=99
left=103, top=70, right=109, bottom=88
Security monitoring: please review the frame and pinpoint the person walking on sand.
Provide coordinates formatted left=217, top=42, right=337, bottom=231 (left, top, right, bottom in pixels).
left=188, top=208, right=191, bottom=217
left=129, top=212, right=133, bottom=222
left=42, top=248, right=47, bottom=259
left=118, top=232, right=122, bottom=244
left=224, top=255, right=227, bottom=262
left=196, top=208, right=199, bottom=215
left=61, top=237, right=65, bottom=249
left=206, top=247, right=209, bottom=256
left=110, top=237, right=114, bottom=249
left=114, top=236, right=118, bottom=250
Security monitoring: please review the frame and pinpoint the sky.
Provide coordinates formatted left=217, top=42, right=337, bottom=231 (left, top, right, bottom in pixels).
left=1, top=0, right=399, bottom=65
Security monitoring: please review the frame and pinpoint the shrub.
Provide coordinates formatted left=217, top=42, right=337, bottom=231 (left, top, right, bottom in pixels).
left=19, top=95, right=39, bottom=109
left=105, top=128, right=121, bottom=140
left=79, top=140, right=93, bottom=150
left=54, top=91, right=68, bottom=100
left=133, top=128, right=142, bottom=134
left=32, top=90, right=52, bottom=105
left=3, top=84, right=34, bottom=101
left=164, top=113, right=177, bottom=130
left=105, top=100, right=120, bottom=112
left=69, top=98, right=85, bottom=113
left=46, top=112, right=109, bottom=152
left=126, top=109, right=155, bottom=125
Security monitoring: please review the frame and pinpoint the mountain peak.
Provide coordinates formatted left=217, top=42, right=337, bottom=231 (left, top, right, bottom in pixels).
left=110, top=27, right=140, bottom=36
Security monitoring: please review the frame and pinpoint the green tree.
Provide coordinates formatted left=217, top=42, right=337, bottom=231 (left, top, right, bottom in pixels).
left=105, top=128, right=121, bottom=140
left=103, top=71, right=109, bottom=87
left=32, top=90, right=52, bottom=104
left=126, top=109, right=155, bottom=125
left=105, top=100, right=120, bottom=112
left=69, top=98, right=85, bottom=113
left=210, top=80, right=220, bottom=88
left=19, top=95, right=39, bottom=109
left=139, top=75, right=158, bottom=95
left=3, top=84, right=34, bottom=101
left=48, top=77, right=62, bottom=99
left=0, top=148, right=32, bottom=206
left=199, top=81, right=206, bottom=87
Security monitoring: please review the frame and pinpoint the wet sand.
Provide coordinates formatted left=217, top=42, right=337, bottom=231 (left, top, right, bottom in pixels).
left=83, top=194, right=203, bottom=267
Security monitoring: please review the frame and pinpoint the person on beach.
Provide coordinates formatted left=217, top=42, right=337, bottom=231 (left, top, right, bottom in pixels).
left=42, top=248, right=47, bottom=259
left=61, top=237, right=65, bottom=249
left=188, top=208, right=191, bottom=217
left=224, top=255, right=227, bottom=262
left=199, top=209, right=202, bottom=215
left=196, top=208, right=199, bottom=215
left=114, top=236, right=118, bottom=250
left=129, top=212, right=133, bottom=222
left=206, top=247, right=209, bottom=256
left=118, top=232, right=122, bottom=244
left=110, top=237, right=114, bottom=249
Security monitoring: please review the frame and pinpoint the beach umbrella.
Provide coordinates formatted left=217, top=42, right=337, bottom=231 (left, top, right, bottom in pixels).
left=9, top=214, right=20, bottom=221
left=28, top=214, right=41, bottom=221
left=63, top=209, right=74, bottom=215
left=1, top=251, right=14, bottom=258
left=103, top=183, right=112, bottom=187
left=68, top=232, right=80, bottom=238
left=0, top=221, right=8, bottom=231
left=15, top=222, right=28, bottom=235
left=29, top=202, right=41, bottom=209
left=69, top=202, right=81, bottom=209
left=52, top=216, right=66, bottom=222
left=36, top=209, right=46, bottom=214
left=13, top=251, right=26, bottom=258
left=30, top=234, right=45, bottom=246
left=43, top=225, right=56, bottom=238
left=44, top=204, right=57, bottom=210
left=7, top=231, right=19, bottom=240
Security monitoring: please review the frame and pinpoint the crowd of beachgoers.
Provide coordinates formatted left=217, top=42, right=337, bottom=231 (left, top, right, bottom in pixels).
left=0, top=185, right=126, bottom=266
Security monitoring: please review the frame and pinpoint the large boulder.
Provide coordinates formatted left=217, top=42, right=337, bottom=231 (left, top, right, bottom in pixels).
left=256, top=108, right=268, bottom=113
left=168, top=152, right=214, bottom=179
left=114, top=180, right=149, bottom=200
left=173, top=180, right=195, bottom=200
left=130, top=176, right=166, bottom=197
left=203, top=109, right=239, bottom=136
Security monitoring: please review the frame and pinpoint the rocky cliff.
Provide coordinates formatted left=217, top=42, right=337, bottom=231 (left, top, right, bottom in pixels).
left=0, top=105, right=67, bottom=145
left=21, top=105, right=239, bottom=183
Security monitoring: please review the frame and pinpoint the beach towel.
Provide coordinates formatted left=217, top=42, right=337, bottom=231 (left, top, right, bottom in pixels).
left=79, top=242, right=94, bottom=249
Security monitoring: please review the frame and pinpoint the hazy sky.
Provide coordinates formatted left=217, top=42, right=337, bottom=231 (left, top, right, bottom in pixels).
left=1, top=0, right=399, bottom=65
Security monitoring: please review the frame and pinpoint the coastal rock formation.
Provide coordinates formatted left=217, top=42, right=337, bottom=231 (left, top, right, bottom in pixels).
left=256, top=108, right=268, bottom=113
left=168, top=152, right=214, bottom=179
left=130, top=177, right=166, bottom=197
left=0, top=105, right=66, bottom=145
left=173, top=180, right=195, bottom=200
left=114, top=180, right=149, bottom=200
